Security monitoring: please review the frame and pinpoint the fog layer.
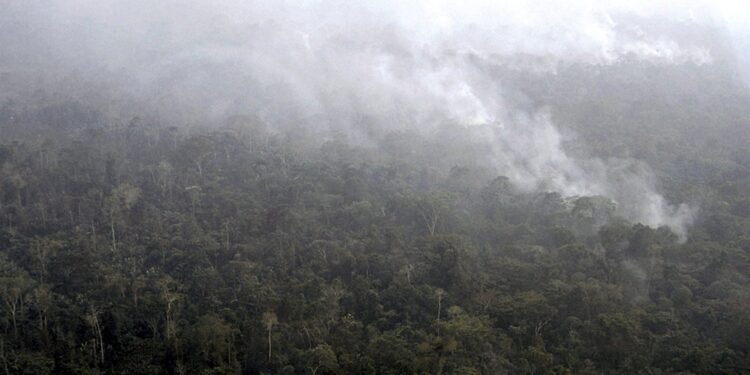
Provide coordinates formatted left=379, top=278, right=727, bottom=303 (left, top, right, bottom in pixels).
left=4, top=0, right=744, bottom=238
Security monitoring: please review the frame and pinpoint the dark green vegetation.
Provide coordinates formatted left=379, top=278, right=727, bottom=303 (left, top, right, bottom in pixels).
left=1, top=63, right=750, bottom=374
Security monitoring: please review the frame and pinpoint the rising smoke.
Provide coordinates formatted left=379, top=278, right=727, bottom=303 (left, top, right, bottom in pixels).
left=3, top=0, right=743, bottom=239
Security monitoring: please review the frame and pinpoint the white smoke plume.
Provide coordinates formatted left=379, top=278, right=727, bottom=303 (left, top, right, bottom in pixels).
left=3, top=0, right=736, bottom=238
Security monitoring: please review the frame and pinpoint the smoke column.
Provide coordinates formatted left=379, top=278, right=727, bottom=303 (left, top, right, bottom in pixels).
left=4, top=0, right=741, bottom=238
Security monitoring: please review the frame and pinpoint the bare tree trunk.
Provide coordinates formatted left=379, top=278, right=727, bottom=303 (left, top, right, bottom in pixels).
left=88, top=309, right=105, bottom=364
left=110, top=209, right=117, bottom=253
left=95, top=317, right=104, bottom=364
left=267, top=328, right=272, bottom=362
left=419, top=205, right=439, bottom=236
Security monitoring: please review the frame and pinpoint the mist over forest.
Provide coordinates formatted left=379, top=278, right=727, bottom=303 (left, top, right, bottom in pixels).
left=1, top=1, right=750, bottom=374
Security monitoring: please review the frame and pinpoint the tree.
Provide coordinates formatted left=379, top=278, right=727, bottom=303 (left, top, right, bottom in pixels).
left=304, top=344, right=339, bottom=375
left=190, top=314, right=237, bottom=368
left=104, top=183, right=142, bottom=253
left=262, top=312, right=278, bottom=362
left=408, top=192, right=455, bottom=236
left=85, top=305, right=105, bottom=364
left=0, top=256, right=34, bottom=339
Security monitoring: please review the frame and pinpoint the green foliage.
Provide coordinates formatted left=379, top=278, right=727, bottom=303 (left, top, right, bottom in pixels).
left=0, top=70, right=749, bottom=373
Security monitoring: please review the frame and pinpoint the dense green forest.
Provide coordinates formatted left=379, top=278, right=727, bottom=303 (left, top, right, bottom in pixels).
left=3, top=2, right=750, bottom=374
left=1, top=58, right=750, bottom=375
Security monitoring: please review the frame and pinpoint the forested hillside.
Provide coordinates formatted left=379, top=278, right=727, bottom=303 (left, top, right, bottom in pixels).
left=1, top=67, right=750, bottom=374
left=3, top=1, right=750, bottom=374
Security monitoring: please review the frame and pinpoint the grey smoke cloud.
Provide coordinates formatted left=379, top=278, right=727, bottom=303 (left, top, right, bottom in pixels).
left=3, top=0, right=741, bottom=239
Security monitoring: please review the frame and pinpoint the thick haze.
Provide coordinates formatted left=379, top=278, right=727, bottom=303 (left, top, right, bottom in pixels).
left=3, top=0, right=749, bottom=238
